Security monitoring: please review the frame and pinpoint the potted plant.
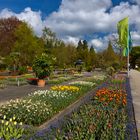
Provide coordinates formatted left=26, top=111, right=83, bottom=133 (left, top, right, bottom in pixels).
left=32, top=53, right=54, bottom=87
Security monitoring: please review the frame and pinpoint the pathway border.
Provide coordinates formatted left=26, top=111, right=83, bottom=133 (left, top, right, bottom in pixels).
left=130, top=70, right=140, bottom=139
left=126, top=77, right=138, bottom=140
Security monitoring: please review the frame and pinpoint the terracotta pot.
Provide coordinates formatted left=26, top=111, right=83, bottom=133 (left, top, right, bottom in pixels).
left=38, top=79, right=46, bottom=87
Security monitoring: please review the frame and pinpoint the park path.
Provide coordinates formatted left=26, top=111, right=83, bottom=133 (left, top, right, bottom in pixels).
left=0, top=84, right=51, bottom=106
left=0, top=72, right=94, bottom=106
left=130, top=69, right=140, bottom=138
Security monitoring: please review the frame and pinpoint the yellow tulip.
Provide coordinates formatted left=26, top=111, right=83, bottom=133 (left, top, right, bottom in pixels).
left=1, top=120, right=4, bottom=124
left=14, top=121, right=17, bottom=125
left=9, top=118, right=12, bottom=122
left=5, top=121, right=9, bottom=126
left=19, top=122, right=23, bottom=126
left=13, top=116, right=16, bottom=120
left=3, top=115, right=6, bottom=119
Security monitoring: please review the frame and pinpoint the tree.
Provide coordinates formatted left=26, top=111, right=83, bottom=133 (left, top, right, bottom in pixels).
left=130, top=46, right=140, bottom=68
left=95, top=41, right=119, bottom=70
left=76, top=40, right=89, bottom=66
left=104, top=41, right=123, bottom=71
left=88, top=46, right=97, bottom=67
left=0, top=17, right=22, bottom=56
left=104, top=41, right=117, bottom=62
left=42, top=27, right=57, bottom=53
left=110, top=34, right=123, bottom=61
left=13, top=22, right=45, bottom=66
left=77, top=40, right=83, bottom=51
left=96, top=52, right=106, bottom=69
left=51, top=41, right=77, bottom=68
left=51, top=41, right=66, bottom=67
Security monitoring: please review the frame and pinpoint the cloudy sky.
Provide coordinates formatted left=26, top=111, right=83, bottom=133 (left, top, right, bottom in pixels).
left=0, top=0, right=140, bottom=50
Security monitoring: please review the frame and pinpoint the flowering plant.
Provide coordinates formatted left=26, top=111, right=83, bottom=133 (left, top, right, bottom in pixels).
left=94, top=88, right=127, bottom=106
left=51, top=85, right=79, bottom=92
left=0, top=115, right=24, bottom=140
left=32, top=53, right=55, bottom=79
left=69, top=81, right=95, bottom=87
left=0, top=98, right=52, bottom=125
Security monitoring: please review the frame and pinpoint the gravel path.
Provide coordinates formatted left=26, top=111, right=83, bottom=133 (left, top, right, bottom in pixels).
left=130, top=69, right=140, bottom=138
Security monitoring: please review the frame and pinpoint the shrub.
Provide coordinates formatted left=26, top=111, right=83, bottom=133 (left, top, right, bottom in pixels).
left=32, top=54, right=54, bottom=79
left=0, top=115, right=24, bottom=140
left=18, top=66, right=28, bottom=75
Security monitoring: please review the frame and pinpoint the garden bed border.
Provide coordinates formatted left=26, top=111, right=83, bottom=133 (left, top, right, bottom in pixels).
left=126, top=77, right=139, bottom=140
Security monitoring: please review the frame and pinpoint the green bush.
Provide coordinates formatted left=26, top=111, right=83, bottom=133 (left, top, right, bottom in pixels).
left=86, top=66, right=92, bottom=72
left=106, top=66, right=115, bottom=76
left=111, top=61, right=121, bottom=71
left=32, top=54, right=55, bottom=79
left=18, top=66, right=27, bottom=75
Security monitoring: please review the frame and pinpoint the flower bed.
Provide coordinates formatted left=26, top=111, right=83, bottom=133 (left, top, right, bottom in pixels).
left=0, top=77, right=28, bottom=88
left=51, top=85, right=80, bottom=92
left=28, top=78, right=136, bottom=139
left=0, top=115, right=24, bottom=140
left=0, top=80, right=100, bottom=127
left=0, top=97, right=52, bottom=125
left=47, top=76, right=75, bottom=84
left=84, top=74, right=106, bottom=81
left=69, top=81, right=96, bottom=87
left=0, top=74, right=106, bottom=139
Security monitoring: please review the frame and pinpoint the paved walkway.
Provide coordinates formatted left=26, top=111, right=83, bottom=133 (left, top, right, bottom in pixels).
left=0, top=72, right=94, bottom=106
left=0, top=84, right=51, bottom=106
left=130, top=70, right=140, bottom=138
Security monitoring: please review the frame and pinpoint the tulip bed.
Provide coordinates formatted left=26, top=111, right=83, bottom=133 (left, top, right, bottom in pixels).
left=0, top=115, right=24, bottom=140
left=28, top=77, right=136, bottom=139
left=0, top=77, right=103, bottom=127
left=46, top=76, right=75, bottom=84
left=69, top=81, right=96, bottom=87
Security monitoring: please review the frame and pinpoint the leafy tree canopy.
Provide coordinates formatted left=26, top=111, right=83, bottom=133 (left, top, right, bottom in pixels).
left=0, top=17, right=22, bottom=56
left=12, top=22, right=45, bottom=66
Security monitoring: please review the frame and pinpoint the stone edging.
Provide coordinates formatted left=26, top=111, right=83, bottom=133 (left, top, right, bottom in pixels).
left=126, top=78, right=139, bottom=140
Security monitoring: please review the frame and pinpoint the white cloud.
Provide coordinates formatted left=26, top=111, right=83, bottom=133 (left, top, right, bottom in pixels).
left=131, top=31, right=140, bottom=46
left=45, top=0, right=113, bottom=37
left=90, top=39, right=103, bottom=48
left=90, top=36, right=109, bottom=51
left=0, top=7, right=44, bottom=36
left=62, top=36, right=80, bottom=45
left=44, top=0, right=140, bottom=49
left=132, top=0, right=140, bottom=5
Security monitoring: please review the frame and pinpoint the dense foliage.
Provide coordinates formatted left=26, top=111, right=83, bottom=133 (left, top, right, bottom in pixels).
left=0, top=17, right=22, bottom=56
left=0, top=17, right=123, bottom=72
left=32, top=53, right=55, bottom=79
left=130, top=46, right=140, bottom=68
left=1, top=16, right=139, bottom=73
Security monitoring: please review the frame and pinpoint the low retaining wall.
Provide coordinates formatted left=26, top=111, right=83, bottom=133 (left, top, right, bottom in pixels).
left=126, top=78, right=139, bottom=140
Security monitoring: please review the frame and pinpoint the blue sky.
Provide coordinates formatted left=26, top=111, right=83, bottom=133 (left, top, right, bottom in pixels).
left=0, top=0, right=132, bottom=17
left=0, top=0, right=61, bottom=18
left=0, top=0, right=140, bottom=50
